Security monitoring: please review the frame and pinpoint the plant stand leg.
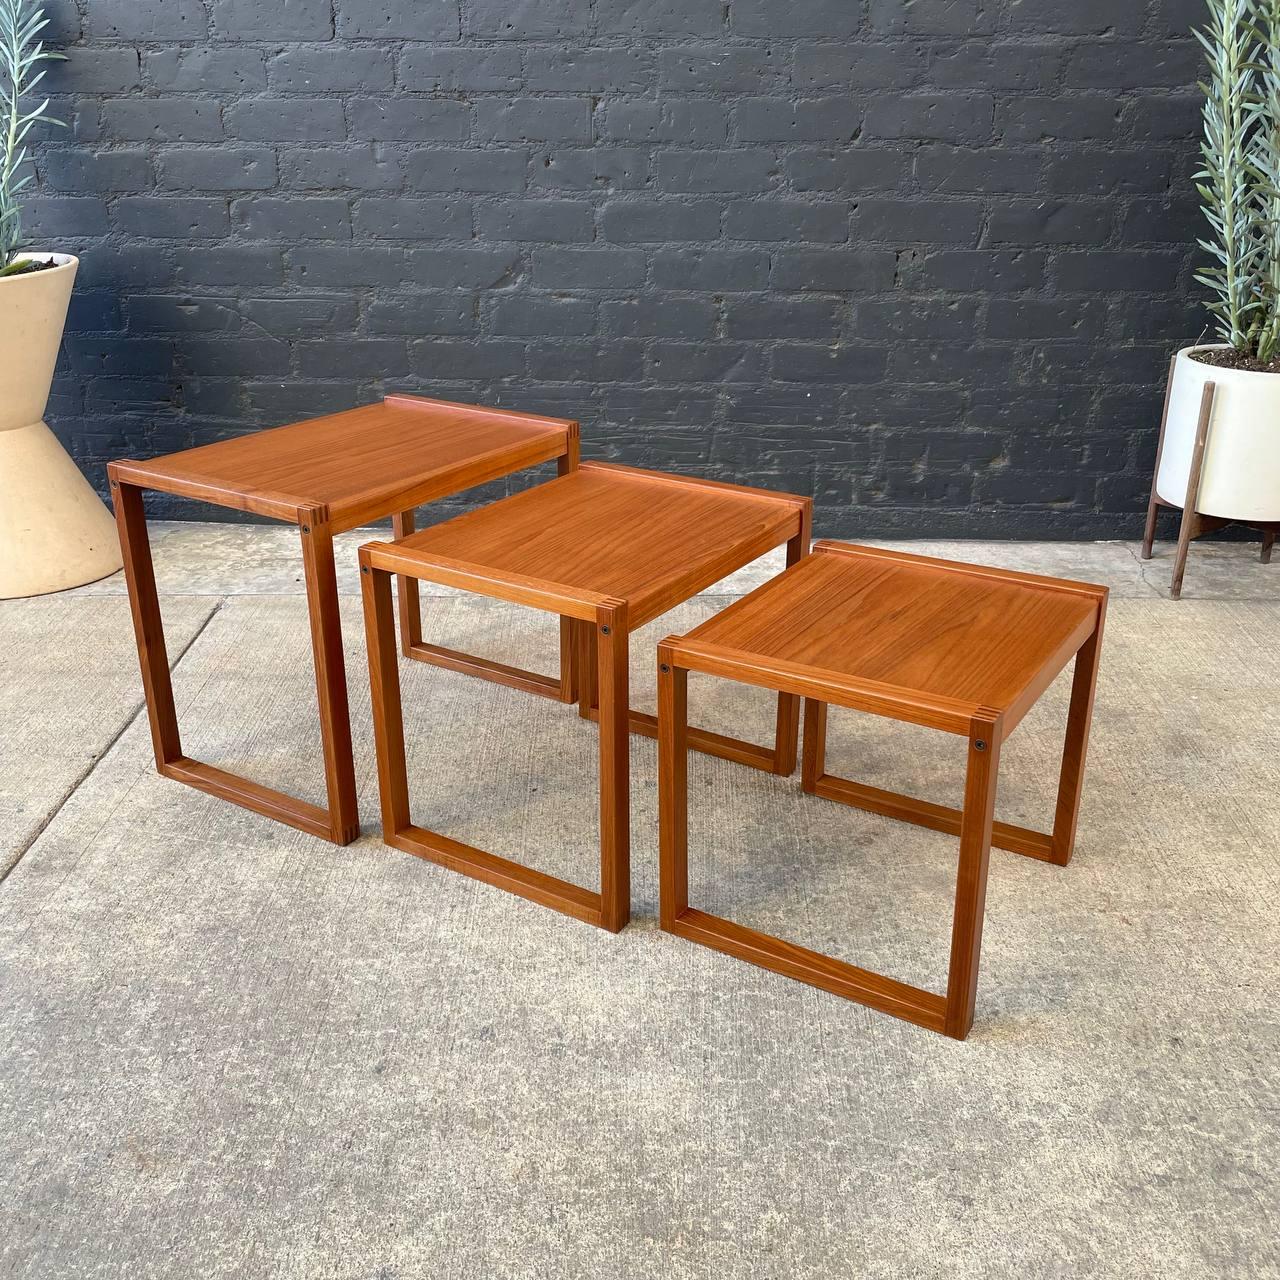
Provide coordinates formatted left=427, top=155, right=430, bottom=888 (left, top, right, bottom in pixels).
left=1170, top=510, right=1198, bottom=602
left=1143, top=353, right=1178, bottom=561
left=1141, top=499, right=1161, bottom=562
left=1262, top=529, right=1275, bottom=565
left=1170, top=381, right=1215, bottom=601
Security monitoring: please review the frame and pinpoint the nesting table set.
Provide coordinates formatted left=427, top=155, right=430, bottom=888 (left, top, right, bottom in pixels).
left=110, top=396, right=1107, bottom=1040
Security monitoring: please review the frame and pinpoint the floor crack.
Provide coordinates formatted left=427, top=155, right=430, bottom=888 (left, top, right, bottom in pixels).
left=0, top=597, right=227, bottom=887
left=1122, top=539, right=1170, bottom=598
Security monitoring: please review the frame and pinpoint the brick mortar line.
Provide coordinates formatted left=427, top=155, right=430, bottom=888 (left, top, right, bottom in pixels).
left=29, top=0, right=1207, bottom=537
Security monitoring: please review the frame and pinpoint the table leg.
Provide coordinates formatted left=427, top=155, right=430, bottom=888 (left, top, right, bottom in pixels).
left=559, top=617, right=578, bottom=702
left=580, top=625, right=786, bottom=778
left=1049, top=609, right=1106, bottom=865
left=557, top=432, right=581, bottom=705
left=657, top=652, right=689, bottom=931
left=299, top=506, right=360, bottom=844
left=944, top=714, right=1002, bottom=1040
left=658, top=666, right=953, bottom=1037
left=110, top=477, right=182, bottom=768
left=366, top=582, right=629, bottom=931
left=578, top=619, right=598, bottom=720
left=802, top=676, right=1105, bottom=869
left=801, top=699, right=827, bottom=793
left=597, top=604, right=631, bottom=933
left=772, top=520, right=810, bottom=776
left=360, top=560, right=411, bottom=836
left=392, top=509, right=422, bottom=656
left=110, top=478, right=360, bottom=845
left=397, top=499, right=575, bottom=704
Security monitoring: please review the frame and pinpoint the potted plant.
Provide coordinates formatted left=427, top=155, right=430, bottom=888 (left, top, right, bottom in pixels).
left=1143, top=0, right=1280, bottom=596
left=0, top=0, right=120, bottom=597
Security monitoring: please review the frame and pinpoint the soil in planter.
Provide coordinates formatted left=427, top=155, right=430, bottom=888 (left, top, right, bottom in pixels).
left=0, top=256, right=60, bottom=279
left=1189, top=347, right=1280, bottom=374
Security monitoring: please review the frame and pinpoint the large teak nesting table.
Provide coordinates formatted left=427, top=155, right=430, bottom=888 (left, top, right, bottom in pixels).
left=359, top=462, right=811, bottom=933
left=108, top=396, right=578, bottom=845
left=657, top=541, right=1108, bottom=1039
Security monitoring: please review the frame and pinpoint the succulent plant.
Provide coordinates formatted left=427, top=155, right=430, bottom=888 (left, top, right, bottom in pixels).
left=0, top=0, right=65, bottom=278
left=1195, top=0, right=1280, bottom=359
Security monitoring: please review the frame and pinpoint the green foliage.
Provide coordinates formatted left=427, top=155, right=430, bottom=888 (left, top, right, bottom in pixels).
left=1195, top=0, right=1280, bottom=358
left=1248, top=0, right=1280, bottom=359
left=0, top=0, right=64, bottom=269
left=1195, top=0, right=1254, bottom=351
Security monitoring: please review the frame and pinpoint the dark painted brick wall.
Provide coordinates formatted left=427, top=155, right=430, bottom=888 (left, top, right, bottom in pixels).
left=31, top=0, right=1205, bottom=534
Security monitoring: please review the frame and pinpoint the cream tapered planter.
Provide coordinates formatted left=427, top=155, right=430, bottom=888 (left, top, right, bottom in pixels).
left=1156, top=344, right=1280, bottom=522
left=0, top=252, right=122, bottom=598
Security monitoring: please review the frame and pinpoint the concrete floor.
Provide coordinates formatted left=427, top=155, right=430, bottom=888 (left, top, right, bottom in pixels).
left=1, top=524, right=1277, bottom=1279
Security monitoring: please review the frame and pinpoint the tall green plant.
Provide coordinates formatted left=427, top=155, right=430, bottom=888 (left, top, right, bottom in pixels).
left=1248, top=0, right=1280, bottom=359
left=1194, top=0, right=1256, bottom=352
left=0, top=0, right=64, bottom=276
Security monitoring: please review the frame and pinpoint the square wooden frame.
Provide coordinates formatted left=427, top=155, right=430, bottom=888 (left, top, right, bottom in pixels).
left=358, top=467, right=811, bottom=932
left=657, top=544, right=1108, bottom=1039
left=108, top=398, right=577, bottom=845
left=391, top=468, right=580, bottom=709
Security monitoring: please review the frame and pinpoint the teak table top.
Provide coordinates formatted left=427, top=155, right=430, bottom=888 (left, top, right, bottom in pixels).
left=109, top=394, right=575, bottom=533
left=668, top=541, right=1106, bottom=738
left=377, top=462, right=808, bottom=628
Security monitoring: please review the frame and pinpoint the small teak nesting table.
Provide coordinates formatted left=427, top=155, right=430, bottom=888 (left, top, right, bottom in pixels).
left=657, top=541, right=1108, bottom=1039
left=108, top=396, right=578, bottom=845
left=359, top=462, right=811, bottom=933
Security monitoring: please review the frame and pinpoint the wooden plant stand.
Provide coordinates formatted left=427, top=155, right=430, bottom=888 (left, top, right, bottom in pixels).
left=359, top=462, right=811, bottom=932
left=109, top=396, right=578, bottom=845
left=657, top=541, right=1108, bottom=1040
left=1142, top=363, right=1278, bottom=599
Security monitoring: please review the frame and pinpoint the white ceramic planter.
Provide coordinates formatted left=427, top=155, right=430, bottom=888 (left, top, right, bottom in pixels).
left=0, top=252, right=122, bottom=598
left=1156, top=344, right=1280, bottom=522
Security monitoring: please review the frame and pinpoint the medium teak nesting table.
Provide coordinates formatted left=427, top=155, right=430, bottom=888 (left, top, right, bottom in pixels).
left=359, top=461, right=811, bottom=933
left=108, top=395, right=579, bottom=845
